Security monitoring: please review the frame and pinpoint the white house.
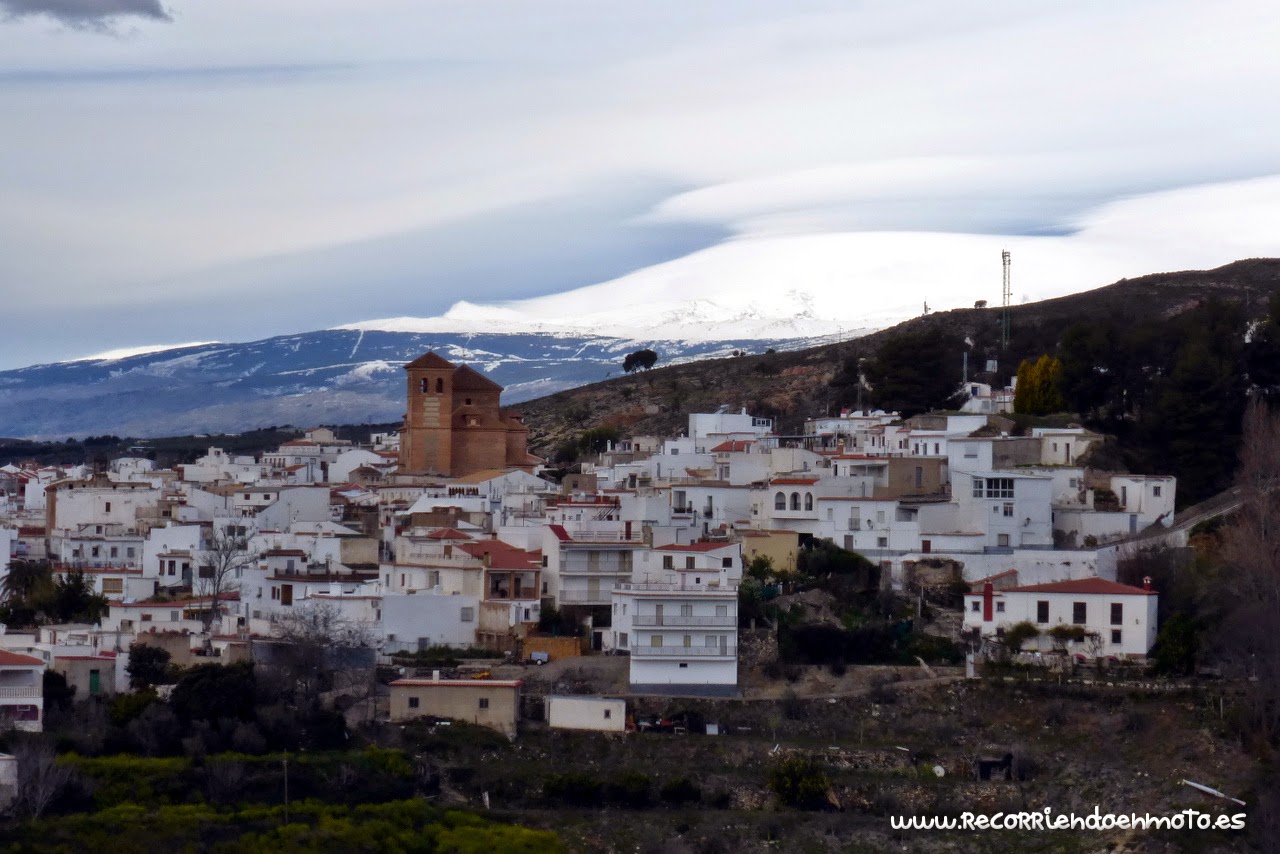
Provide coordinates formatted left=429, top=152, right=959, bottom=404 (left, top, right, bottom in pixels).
left=0, top=650, right=45, bottom=732
left=547, top=696, right=627, bottom=732
left=963, top=576, right=1158, bottom=659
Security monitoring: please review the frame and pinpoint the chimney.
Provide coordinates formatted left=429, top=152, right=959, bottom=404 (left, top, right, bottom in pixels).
left=982, top=582, right=994, bottom=622
left=1143, top=576, right=1153, bottom=592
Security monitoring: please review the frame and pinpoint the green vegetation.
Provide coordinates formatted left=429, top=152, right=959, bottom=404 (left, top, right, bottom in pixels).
left=854, top=328, right=966, bottom=418
left=0, top=561, right=108, bottom=628
left=1013, top=354, right=1066, bottom=415
left=622, top=348, right=659, bottom=373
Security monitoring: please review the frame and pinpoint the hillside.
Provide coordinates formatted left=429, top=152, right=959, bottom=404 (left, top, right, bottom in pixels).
left=518, top=259, right=1280, bottom=469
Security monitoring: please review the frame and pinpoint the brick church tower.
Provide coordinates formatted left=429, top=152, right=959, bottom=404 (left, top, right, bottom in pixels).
left=398, top=352, right=535, bottom=477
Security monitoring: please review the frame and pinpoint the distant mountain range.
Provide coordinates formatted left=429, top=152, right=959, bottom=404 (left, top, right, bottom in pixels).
left=0, top=329, right=821, bottom=440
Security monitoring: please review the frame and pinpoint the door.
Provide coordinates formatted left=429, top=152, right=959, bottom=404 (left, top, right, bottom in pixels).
left=655, top=603, right=664, bottom=626
left=587, top=578, right=600, bottom=602
left=89, top=669, right=101, bottom=696
left=281, top=584, right=293, bottom=606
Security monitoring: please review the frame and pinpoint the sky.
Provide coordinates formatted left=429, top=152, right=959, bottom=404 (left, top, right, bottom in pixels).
left=1, top=0, right=1279, bottom=366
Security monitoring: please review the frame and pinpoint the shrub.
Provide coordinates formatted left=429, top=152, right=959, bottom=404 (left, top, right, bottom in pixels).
left=604, top=772, right=652, bottom=808
left=768, top=756, right=832, bottom=810
left=543, top=772, right=603, bottom=807
left=659, top=777, right=701, bottom=805
left=1002, top=621, right=1040, bottom=654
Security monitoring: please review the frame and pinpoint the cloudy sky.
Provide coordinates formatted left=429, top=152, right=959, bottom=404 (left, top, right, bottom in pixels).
left=1, top=0, right=1278, bottom=366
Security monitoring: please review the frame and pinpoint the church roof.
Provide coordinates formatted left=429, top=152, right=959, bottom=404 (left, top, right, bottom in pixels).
left=452, top=364, right=503, bottom=392
left=404, top=352, right=455, bottom=370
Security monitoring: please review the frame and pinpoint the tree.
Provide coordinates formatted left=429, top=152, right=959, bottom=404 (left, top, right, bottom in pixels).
left=170, top=662, right=257, bottom=723
left=2, top=559, right=51, bottom=604
left=862, top=329, right=965, bottom=417
left=1215, top=398, right=1280, bottom=747
left=126, top=643, right=172, bottom=691
left=197, top=527, right=251, bottom=633
left=14, top=739, right=72, bottom=819
left=271, top=601, right=375, bottom=707
left=622, top=348, right=658, bottom=373
left=1013, top=354, right=1067, bottom=415
left=47, top=571, right=108, bottom=624
left=768, top=755, right=834, bottom=810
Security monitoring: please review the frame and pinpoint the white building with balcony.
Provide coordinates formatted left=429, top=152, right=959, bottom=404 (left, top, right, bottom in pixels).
left=0, top=650, right=45, bottom=732
left=611, top=541, right=741, bottom=694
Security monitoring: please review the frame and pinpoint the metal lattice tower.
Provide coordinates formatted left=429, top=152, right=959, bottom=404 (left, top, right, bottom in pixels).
left=1000, top=249, right=1011, bottom=350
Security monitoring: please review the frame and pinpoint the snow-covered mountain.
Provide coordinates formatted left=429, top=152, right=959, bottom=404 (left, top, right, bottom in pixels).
left=0, top=328, right=827, bottom=440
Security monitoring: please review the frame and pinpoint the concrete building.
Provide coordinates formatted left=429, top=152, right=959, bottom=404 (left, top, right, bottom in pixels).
left=547, top=696, right=627, bottom=733
left=0, top=650, right=45, bottom=732
left=389, top=676, right=523, bottom=737
left=963, top=576, right=1158, bottom=659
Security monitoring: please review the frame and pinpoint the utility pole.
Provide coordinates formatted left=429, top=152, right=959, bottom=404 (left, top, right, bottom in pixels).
left=1001, top=250, right=1012, bottom=351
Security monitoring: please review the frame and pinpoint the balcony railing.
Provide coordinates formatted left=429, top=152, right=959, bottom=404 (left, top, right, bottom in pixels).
left=556, top=590, right=612, bottom=605
left=616, top=582, right=737, bottom=594
left=0, top=686, right=41, bottom=699
left=631, top=645, right=737, bottom=658
left=632, top=614, right=736, bottom=627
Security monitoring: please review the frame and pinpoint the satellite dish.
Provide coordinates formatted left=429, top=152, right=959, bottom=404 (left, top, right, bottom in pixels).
left=933, top=765, right=946, bottom=778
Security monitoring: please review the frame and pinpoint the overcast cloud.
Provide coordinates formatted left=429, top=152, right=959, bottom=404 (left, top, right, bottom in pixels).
left=0, top=0, right=168, bottom=26
left=0, top=0, right=1277, bottom=366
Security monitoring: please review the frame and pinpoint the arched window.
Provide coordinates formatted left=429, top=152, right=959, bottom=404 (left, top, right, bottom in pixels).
left=804, top=493, right=813, bottom=511
left=419, top=378, right=428, bottom=393
left=774, top=491, right=786, bottom=510
left=435, top=377, right=444, bottom=393
left=790, top=492, right=800, bottom=510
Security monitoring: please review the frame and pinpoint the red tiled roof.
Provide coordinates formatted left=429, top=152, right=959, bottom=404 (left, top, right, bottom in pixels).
left=404, top=351, right=455, bottom=370
left=971, top=569, right=1019, bottom=586
left=709, top=440, right=753, bottom=453
left=1004, top=578, right=1154, bottom=596
left=771, top=477, right=819, bottom=485
left=391, top=678, right=523, bottom=688
left=548, top=524, right=571, bottom=542
left=0, top=650, right=44, bottom=666
left=426, top=528, right=474, bottom=541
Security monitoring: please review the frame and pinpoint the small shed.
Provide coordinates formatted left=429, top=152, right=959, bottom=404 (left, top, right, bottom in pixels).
left=389, top=676, right=523, bottom=738
left=547, top=696, right=626, bottom=733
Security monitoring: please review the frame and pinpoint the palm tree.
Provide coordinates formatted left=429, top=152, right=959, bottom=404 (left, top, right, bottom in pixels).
left=2, top=559, right=51, bottom=605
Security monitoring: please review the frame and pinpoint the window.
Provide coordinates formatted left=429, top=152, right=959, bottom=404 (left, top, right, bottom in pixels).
left=618, top=632, right=628, bottom=647
left=996, top=602, right=1005, bottom=613
left=971, top=600, right=980, bottom=612
left=650, top=635, right=663, bottom=647
left=541, top=555, right=548, bottom=567
left=790, top=492, right=800, bottom=510
left=877, top=537, right=888, bottom=548
left=170, top=610, right=179, bottom=622
left=479, top=698, right=489, bottom=710
left=683, top=635, right=692, bottom=647
left=804, top=493, right=813, bottom=511
left=715, top=605, right=728, bottom=617
left=419, top=378, right=428, bottom=393
left=127, top=547, right=135, bottom=559
left=1003, top=503, right=1014, bottom=518
left=1036, top=601, right=1049, bottom=623
left=662, top=555, right=673, bottom=570
left=1111, top=629, right=1122, bottom=644
left=460, top=607, right=475, bottom=622
left=685, top=557, right=695, bottom=570
left=914, top=467, right=923, bottom=488
left=110, top=547, right=118, bottom=558
left=102, top=578, right=123, bottom=595
left=408, top=696, right=419, bottom=709
left=1153, top=485, right=1162, bottom=497
left=987, top=478, right=1014, bottom=499
left=722, top=557, right=733, bottom=568
left=1110, top=603, right=1123, bottom=625
left=435, top=378, right=443, bottom=393
left=104, top=502, right=111, bottom=513
left=1072, top=602, right=1087, bottom=624
left=997, top=534, right=1010, bottom=547
left=464, top=397, right=472, bottom=406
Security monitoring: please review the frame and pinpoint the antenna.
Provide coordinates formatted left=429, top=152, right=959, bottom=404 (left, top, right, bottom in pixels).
left=1000, top=250, right=1012, bottom=351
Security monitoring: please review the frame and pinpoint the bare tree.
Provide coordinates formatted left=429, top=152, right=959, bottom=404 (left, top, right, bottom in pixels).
left=1218, top=398, right=1280, bottom=749
left=271, top=601, right=376, bottom=707
left=13, top=739, right=72, bottom=819
left=196, top=527, right=251, bottom=633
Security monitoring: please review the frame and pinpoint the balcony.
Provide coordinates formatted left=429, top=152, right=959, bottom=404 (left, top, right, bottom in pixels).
left=0, top=686, right=41, bottom=699
left=616, top=582, right=737, bottom=594
left=632, top=614, right=736, bottom=628
left=632, top=645, right=737, bottom=658
left=557, top=589, right=612, bottom=605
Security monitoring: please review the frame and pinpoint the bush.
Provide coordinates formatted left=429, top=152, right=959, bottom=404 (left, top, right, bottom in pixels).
left=604, top=772, right=652, bottom=807
left=1002, top=622, right=1041, bottom=654
left=659, top=777, right=701, bottom=805
left=543, top=772, right=603, bottom=807
left=768, top=756, right=832, bottom=810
